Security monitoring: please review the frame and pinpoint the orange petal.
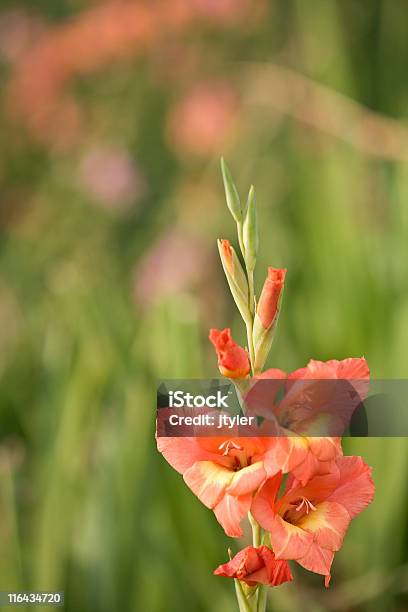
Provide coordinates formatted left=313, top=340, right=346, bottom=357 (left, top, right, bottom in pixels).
left=307, top=437, right=342, bottom=462
left=327, top=357, right=369, bottom=379
left=183, top=461, right=233, bottom=508
left=227, top=461, right=266, bottom=496
left=157, top=437, right=230, bottom=474
left=263, top=437, right=309, bottom=476
left=289, top=357, right=369, bottom=380
left=328, top=456, right=375, bottom=518
left=298, top=501, right=350, bottom=551
left=251, top=473, right=283, bottom=532
left=214, top=546, right=261, bottom=580
left=284, top=471, right=339, bottom=508
left=291, top=449, right=320, bottom=485
left=249, top=547, right=293, bottom=586
left=269, top=514, right=313, bottom=560
left=213, top=493, right=252, bottom=537
left=296, top=542, right=334, bottom=576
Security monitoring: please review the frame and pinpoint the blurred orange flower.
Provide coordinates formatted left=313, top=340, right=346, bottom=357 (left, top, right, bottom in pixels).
left=6, top=0, right=251, bottom=147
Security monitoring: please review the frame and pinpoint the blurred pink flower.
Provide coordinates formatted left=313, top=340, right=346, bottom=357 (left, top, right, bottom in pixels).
left=166, top=82, right=238, bottom=156
left=133, top=229, right=208, bottom=307
left=79, top=147, right=145, bottom=211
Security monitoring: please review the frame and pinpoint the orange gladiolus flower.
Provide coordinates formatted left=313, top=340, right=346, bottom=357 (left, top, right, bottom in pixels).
left=209, top=328, right=250, bottom=379
left=257, top=267, right=286, bottom=329
left=245, top=357, right=369, bottom=484
left=157, top=436, right=286, bottom=537
left=214, top=545, right=293, bottom=587
left=252, top=456, right=375, bottom=586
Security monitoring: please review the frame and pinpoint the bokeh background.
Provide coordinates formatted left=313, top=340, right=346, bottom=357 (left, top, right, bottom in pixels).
left=0, top=1, right=407, bottom=611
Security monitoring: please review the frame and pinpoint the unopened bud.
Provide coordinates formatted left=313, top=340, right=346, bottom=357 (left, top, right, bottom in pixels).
left=253, top=268, right=286, bottom=372
left=220, top=158, right=242, bottom=224
left=243, top=185, right=258, bottom=272
left=218, top=239, right=251, bottom=323
left=209, top=328, right=250, bottom=379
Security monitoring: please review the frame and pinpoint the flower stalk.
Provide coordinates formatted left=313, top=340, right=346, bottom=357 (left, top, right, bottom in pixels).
left=248, top=512, right=262, bottom=548
left=218, top=162, right=286, bottom=609
left=234, top=579, right=253, bottom=612
left=157, top=159, right=375, bottom=612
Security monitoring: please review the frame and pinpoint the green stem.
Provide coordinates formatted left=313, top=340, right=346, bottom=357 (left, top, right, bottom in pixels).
left=245, top=269, right=256, bottom=374
left=237, top=222, right=246, bottom=262
left=234, top=579, right=253, bottom=612
left=248, top=513, right=269, bottom=612
left=248, top=512, right=261, bottom=547
left=232, top=505, right=267, bottom=611
left=248, top=269, right=255, bottom=318
left=245, top=319, right=255, bottom=375
left=237, top=220, right=256, bottom=374
left=257, top=586, right=268, bottom=612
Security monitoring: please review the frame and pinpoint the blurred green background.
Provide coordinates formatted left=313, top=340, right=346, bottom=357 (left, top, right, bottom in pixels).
left=0, top=1, right=407, bottom=611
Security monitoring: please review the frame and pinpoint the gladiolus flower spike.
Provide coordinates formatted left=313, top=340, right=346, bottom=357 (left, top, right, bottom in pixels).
left=157, top=160, right=375, bottom=612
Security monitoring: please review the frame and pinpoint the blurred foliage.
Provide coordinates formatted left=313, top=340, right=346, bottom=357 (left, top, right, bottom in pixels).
left=0, top=1, right=408, bottom=611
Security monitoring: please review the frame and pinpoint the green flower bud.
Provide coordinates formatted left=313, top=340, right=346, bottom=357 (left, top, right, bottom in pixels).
left=220, top=158, right=242, bottom=224
left=243, top=185, right=258, bottom=272
left=218, top=239, right=251, bottom=323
